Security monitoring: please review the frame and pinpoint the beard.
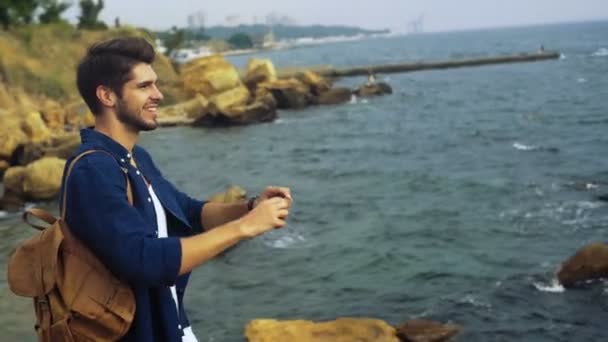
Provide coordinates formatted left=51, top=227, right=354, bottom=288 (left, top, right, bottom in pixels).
left=116, top=98, right=158, bottom=132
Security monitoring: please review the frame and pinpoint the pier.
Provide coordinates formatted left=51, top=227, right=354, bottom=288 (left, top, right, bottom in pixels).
left=279, top=51, right=561, bottom=78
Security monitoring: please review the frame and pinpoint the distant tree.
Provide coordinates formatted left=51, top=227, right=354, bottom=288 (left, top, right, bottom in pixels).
left=164, top=26, right=185, bottom=56
left=39, top=0, right=72, bottom=24
left=227, top=32, right=253, bottom=49
left=77, top=0, right=106, bottom=30
left=0, top=0, right=39, bottom=29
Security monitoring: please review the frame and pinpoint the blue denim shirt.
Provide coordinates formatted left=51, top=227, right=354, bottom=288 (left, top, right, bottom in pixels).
left=61, top=129, right=206, bottom=342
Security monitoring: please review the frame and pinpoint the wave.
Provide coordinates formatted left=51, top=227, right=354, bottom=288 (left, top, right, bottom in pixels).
left=261, top=228, right=308, bottom=249
left=512, top=142, right=559, bottom=153
left=591, top=47, right=608, bottom=57
left=533, top=279, right=565, bottom=293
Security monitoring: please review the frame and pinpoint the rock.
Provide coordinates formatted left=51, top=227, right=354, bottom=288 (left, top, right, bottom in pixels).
left=354, top=82, right=393, bottom=97
left=296, top=70, right=331, bottom=95
left=22, top=157, right=66, bottom=200
left=198, top=100, right=277, bottom=127
left=182, top=55, right=242, bottom=97
left=64, top=100, right=95, bottom=130
left=245, top=318, right=399, bottom=342
left=0, top=112, right=28, bottom=159
left=557, top=242, right=608, bottom=287
left=11, top=133, right=80, bottom=166
left=208, top=85, right=251, bottom=114
left=263, top=79, right=313, bottom=109
left=244, top=59, right=277, bottom=89
left=0, top=159, right=9, bottom=176
left=40, top=99, right=66, bottom=131
left=207, top=185, right=247, bottom=204
left=21, top=111, right=52, bottom=143
left=3, top=166, right=27, bottom=196
left=395, top=319, right=461, bottom=342
left=316, top=88, right=353, bottom=105
left=157, top=94, right=210, bottom=126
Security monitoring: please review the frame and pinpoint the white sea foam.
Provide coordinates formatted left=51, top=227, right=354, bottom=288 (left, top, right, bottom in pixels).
left=559, top=54, right=567, bottom=59
left=262, top=229, right=307, bottom=249
left=349, top=94, right=358, bottom=104
left=591, top=48, right=608, bottom=57
left=534, top=279, right=565, bottom=293
left=0, top=211, right=7, bottom=219
left=577, top=78, right=587, bottom=83
left=513, top=142, right=536, bottom=151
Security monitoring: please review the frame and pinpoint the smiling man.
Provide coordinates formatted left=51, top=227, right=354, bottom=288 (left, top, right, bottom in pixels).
left=63, top=37, right=293, bottom=341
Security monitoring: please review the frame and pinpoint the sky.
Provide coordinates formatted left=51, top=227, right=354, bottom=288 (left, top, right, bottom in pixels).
left=65, top=0, right=608, bottom=33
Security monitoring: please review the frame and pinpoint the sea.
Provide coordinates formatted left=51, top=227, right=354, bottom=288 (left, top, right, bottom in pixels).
left=1, top=20, right=608, bottom=341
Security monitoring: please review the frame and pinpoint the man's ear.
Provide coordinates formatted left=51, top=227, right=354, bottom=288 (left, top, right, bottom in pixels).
left=95, top=85, right=117, bottom=108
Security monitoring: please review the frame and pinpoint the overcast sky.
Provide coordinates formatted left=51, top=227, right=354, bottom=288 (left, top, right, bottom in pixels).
left=65, top=0, right=608, bottom=33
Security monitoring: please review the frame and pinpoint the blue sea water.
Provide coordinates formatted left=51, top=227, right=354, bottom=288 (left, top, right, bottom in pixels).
left=2, top=21, right=608, bottom=341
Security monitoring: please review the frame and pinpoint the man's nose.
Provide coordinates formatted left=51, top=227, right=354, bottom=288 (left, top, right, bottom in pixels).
left=152, top=84, right=164, bottom=101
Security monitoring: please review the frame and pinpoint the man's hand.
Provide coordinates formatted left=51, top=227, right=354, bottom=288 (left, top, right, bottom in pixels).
left=255, top=186, right=293, bottom=208
left=239, top=197, right=290, bottom=238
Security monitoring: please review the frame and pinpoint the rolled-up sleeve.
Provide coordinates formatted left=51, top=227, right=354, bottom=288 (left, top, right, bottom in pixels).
left=64, top=154, right=182, bottom=287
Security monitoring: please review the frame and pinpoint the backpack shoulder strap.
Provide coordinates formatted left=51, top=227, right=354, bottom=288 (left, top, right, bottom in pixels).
left=22, top=150, right=133, bottom=231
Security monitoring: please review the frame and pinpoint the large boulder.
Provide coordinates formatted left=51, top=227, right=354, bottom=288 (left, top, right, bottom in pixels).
left=557, top=242, right=608, bottom=287
left=64, top=100, right=95, bottom=129
left=208, top=85, right=251, bottom=114
left=182, top=55, right=242, bottom=98
left=395, top=319, right=461, bottom=342
left=263, top=78, right=313, bottom=109
left=198, top=100, right=277, bottom=127
left=22, top=157, right=66, bottom=200
left=3, top=166, right=26, bottom=197
left=40, top=99, right=66, bottom=131
left=354, top=82, right=393, bottom=97
left=244, top=58, right=278, bottom=89
left=316, top=88, right=353, bottom=105
left=12, top=133, right=80, bottom=166
left=245, top=318, right=399, bottom=342
left=21, top=111, right=52, bottom=143
left=296, top=70, right=331, bottom=96
left=0, top=112, right=28, bottom=159
left=157, top=94, right=210, bottom=127
left=0, top=159, right=9, bottom=175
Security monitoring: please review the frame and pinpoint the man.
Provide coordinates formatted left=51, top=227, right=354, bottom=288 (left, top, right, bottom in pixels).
left=64, top=37, right=292, bottom=341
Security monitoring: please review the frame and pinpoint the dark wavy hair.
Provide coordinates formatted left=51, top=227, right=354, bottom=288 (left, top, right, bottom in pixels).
left=76, top=37, right=156, bottom=115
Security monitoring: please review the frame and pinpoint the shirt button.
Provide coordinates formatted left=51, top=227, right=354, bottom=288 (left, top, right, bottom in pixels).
left=178, top=324, right=182, bottom=329
left=136, top=170, right=140, bottom=175
left=120, top=158, right=125, bottom=163
left=147, top=197, right=152, bottom=202
left=126, top=153, right=131, bottom=158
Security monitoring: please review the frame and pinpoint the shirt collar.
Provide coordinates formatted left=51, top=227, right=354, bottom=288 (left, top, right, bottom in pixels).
left=80, top=128, right=134, bottom=166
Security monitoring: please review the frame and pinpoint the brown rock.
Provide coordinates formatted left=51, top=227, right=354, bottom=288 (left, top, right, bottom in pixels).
left=64, top=100, right=95, bottom=130
left=244, top=59, right=277, bottom=89
left=316, top=88, right=353, bottom=105
left=0, top=112, right=28, bottom=159
left=40, top=99, right=66, bottom=131
left=12, top=133, right=80, bottom=166
left=21, top=111, right=52, bottom=143
left=395, top=319, right=461, bottom=342
left=208, top=185, right=247, bottom=204
left=208, top=86, right=251, bottom=114
left=182, top=55, right=242, bottom=98
left=355, top=82, right=393, bottom=97
left=3, top=166, right=26, bottom=196
left=245, top=318, right=399, bottom=342
left=0, top=159, right=9, bottom=175
left=296, top=70, right=331, bottom=95
left=22, top=157, right=66, bottom=200
left=0, top=190, right=25, bottom=211
left=557, top=242, right=608, bottom=287
left=263, top=79, right=312, bottom=109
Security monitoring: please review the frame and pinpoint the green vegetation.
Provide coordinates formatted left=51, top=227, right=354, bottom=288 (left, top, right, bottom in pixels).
left=227, top=32, right=253, bottom=49
left=77, top=0, right=106, bottom=30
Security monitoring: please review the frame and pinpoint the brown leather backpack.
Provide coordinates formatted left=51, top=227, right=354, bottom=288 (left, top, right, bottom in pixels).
left=7, top=150, right=136, bottom=341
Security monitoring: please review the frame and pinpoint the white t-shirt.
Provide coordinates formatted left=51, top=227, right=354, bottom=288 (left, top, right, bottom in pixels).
left=148, top=185, right=198, bottom=342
